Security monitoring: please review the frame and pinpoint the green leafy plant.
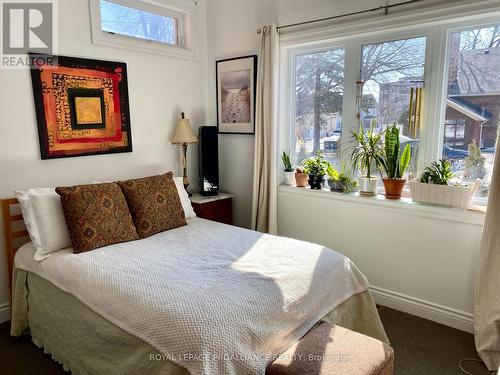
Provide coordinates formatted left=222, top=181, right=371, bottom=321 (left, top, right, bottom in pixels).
left=327, top=164, right=358, bottom=193
left=326, top=164, right=340, bottom=180
left=339, top=174, right=358, bottom=193
left=381, top=124, right=412, bottom=179
left=344, top=120, right=385, bottom=179
left=301, top=150, right=330, bottom=176
left=421, top=159, right=454, bottom=185
left=281, top=150, right=294, bottom=172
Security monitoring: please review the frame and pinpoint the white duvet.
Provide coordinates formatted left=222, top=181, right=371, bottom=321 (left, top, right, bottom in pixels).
left=15, top=218, right=369, bottom=375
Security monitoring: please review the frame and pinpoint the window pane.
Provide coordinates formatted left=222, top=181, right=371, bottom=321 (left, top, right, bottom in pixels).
left=100, top=0, right=178, bottom=45
left=295, top=48, right=345, bottom=169
left=442, top=25, right=500, bottom=200
left=360, top=37, right=426, bottom=176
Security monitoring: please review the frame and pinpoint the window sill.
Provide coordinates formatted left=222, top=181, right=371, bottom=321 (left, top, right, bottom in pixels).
left=278, top=185, right=485, bottom=226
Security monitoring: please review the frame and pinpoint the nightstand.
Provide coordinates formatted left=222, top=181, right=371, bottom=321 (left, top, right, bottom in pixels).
left=190, top=193, right=234, bottom=225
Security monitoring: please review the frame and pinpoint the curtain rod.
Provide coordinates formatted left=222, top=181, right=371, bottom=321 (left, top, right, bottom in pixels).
left=257, top=0, right=424, bottom=34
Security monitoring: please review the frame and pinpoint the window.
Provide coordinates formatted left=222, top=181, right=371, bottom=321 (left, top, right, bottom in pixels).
left=444, top=120, right=466, bottom=147
left=89, top=0, right=197, bottom=59
left=360, top=37, right=426, bottom=137
left=294, top=48, right=345, bottom=168
left=100, top=0, right=180, bottom=46
left=441, top=25, right=500, bottom=200
left=283, top=9, right=500, bottom=207
left=360, top=37, right=427, bottom=176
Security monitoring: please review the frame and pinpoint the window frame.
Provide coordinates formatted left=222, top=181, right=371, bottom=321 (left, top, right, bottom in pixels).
left=284, top=28, right=435, bottom=172
left=89, top=0, right=199, bottom=60
left=280, top=10, right=500, bottom=203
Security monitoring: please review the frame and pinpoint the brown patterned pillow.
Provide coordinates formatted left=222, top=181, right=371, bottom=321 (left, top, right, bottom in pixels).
left=55, top=183, right=139, bottom=254
left=117, top=172, right=186, bottom=238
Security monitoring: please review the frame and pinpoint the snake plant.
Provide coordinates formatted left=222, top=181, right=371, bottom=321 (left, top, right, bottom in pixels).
left=381, top=124, right=411, bottom=179
left=281, top=151, right=294, bottom=172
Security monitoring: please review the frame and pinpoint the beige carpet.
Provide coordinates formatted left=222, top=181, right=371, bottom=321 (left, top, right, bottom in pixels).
left=378, top=306, right=493, bottom=375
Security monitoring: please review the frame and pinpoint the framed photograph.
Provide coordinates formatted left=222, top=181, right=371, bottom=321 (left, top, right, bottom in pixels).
left=216, top=55, right=257, bottom=135
left=30, top=53, right=133, bottom=159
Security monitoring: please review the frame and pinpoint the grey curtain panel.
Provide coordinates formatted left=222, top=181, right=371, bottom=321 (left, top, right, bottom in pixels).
left=251, top=25, right=279, bottom=234
left=475, top=134, right=500, bottom=371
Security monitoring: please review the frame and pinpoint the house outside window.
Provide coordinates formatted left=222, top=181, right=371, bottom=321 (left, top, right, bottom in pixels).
left=442, top=25, right=500, bottom=200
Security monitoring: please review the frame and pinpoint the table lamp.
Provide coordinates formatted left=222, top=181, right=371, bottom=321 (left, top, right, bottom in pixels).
left=171, top=112, right=198, bottom=196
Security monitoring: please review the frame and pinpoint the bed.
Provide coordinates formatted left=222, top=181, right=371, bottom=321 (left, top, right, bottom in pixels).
left=2, top=198, right=388, bottom=375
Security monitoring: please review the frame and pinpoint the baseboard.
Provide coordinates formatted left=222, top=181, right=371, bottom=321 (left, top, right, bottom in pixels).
left=370, top=286, right=474, bottom=333
left=0, top=303, right=11, bottom=324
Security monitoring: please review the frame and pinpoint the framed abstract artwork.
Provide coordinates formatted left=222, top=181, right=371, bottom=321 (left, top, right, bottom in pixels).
left=29, top=53, right=133, bottom=159
left=216, top=55, right=257, bottom=135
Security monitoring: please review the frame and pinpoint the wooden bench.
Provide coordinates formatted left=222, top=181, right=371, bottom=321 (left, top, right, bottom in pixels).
left=267, top=323, right=394, bottom=375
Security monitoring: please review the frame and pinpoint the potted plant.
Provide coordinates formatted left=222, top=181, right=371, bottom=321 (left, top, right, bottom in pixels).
left=326, top=165, right=358, bottom=193
left=345, top=121, right=384, bottom=196
left=301, top=150, right=329, bottom=189
left=281, top=150, right=295, bottom=186
left=380, top=125, right=411, bottom=199
left=408, top=159, right=479, bottom=208
left=294, top=167, right=309, bottom=187
left=326, top=164, right=343, bottom=192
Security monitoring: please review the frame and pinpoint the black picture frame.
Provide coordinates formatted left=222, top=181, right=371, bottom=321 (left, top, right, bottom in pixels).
left=216, top=55, right=257, bottom=135
left=29, top=53, right=133, bottom=160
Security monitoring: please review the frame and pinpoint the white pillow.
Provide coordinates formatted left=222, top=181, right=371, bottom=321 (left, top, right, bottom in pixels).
left=15, top=188, right=71, bottom=261
left=173, top=177, right=196, bottom=219
left=15, top=190, right=40, bottom=247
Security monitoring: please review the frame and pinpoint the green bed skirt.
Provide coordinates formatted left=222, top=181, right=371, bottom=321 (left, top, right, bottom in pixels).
left=11, top=269, right=388, bottom=375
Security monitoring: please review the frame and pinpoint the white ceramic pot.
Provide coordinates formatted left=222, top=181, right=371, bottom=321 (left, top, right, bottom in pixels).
left=358, top=176, right=379, bottom=196
left=284, top=171, right=296, bottom=186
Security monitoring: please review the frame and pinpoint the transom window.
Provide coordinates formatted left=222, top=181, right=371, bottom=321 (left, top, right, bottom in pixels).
left=89, top=0, right=197, bottom=59
left=100, top=0, right=180, bottom=46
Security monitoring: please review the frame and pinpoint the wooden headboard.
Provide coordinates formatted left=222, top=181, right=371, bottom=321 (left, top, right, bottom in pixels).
left=2, top=199, right=29, bottom=300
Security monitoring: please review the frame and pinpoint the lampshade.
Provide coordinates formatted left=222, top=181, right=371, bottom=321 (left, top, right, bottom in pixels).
left=171, top=112, right=198, bottom=144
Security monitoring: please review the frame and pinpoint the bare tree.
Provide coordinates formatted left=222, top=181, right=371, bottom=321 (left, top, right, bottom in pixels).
left=101, top=1, right=176, bottom=44
left=296, top=49, right=344, bottom=152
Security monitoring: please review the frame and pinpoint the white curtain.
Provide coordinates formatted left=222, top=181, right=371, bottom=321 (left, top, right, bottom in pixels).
left=475, top=134, right=500, bottom=371
left=251, top=25, right=279, bottom=234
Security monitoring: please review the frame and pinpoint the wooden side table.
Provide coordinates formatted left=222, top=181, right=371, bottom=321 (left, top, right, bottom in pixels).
left=190, top=193, right=234, bottom=225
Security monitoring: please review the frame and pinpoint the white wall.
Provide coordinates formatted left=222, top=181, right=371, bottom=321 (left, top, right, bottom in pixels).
left=0, top=0, right=209, bottom=312
left=278, top=188, right=484, bottom=332
left=206, top=0, right=278, bottom=228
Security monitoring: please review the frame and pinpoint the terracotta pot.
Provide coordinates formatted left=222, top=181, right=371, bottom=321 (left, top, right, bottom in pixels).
left=383, top=178, right=406, bottom=199
left=295, top=172, right=309, bottom=187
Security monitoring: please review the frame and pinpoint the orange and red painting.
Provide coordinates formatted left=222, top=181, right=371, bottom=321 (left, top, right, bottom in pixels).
left=30, top=54, right=132, bottom=159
